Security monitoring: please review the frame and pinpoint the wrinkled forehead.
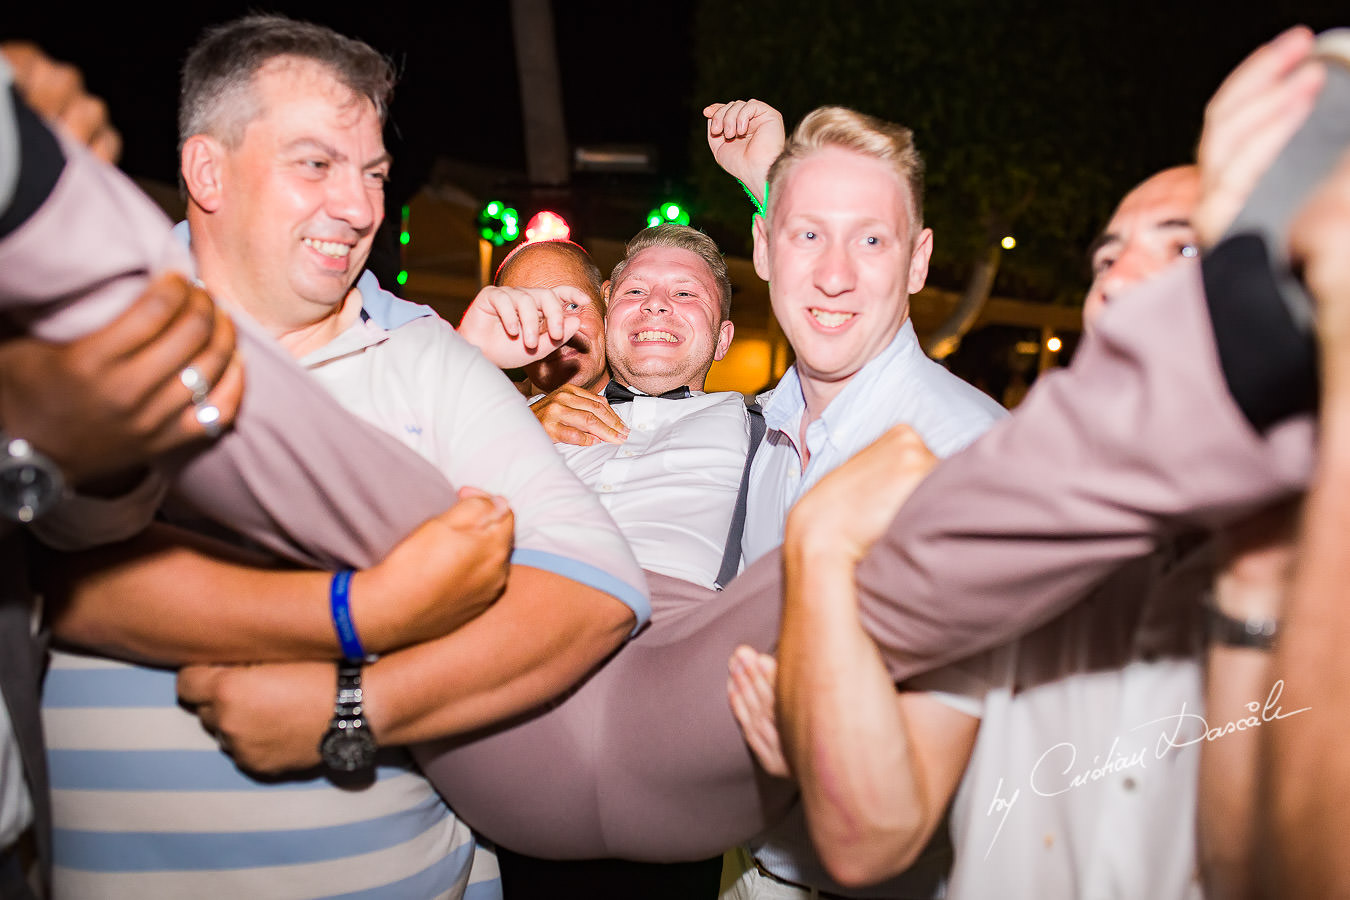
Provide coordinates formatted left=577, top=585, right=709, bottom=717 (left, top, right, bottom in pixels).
left=612, top=246, right=719, bottom=292
left=244, top=56, right=378, bottom=132
left=1099, top=169, right=1202, bottom=246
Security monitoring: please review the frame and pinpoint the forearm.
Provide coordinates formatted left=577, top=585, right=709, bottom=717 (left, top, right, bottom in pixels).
left=1263, top=377, right=1350, bottom=895
left=364, top=565, right=633, bottom=745
left=46, top=526, right=344, bottom=665
left=1199, top=645, right=1272, bottom=899
left=777, top=543, right=935, bottom=886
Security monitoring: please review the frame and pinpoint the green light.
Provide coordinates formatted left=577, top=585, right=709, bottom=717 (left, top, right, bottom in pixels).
left=399, top=231, right=410, bottom=245
left=396, top=270, right=408, bottom=285
left=401, top=204, right=410, bottom=220
left=477, top=203, right=520, bottom=246
left=666, top=204, right=680, bottom=219
left=648, top=214, right=661, bottom=228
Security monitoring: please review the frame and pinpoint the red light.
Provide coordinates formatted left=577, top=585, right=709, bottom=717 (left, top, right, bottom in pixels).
left=524, top=210, right=571, bottom=244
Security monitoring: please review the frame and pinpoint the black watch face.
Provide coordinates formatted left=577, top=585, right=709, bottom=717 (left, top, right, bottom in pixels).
left=321, top=723, right=378, bottom=772
left=0, top=461, right=61, bottom=523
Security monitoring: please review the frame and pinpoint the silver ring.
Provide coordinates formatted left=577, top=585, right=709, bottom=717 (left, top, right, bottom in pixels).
left=195, top=402, right=223, bottom=439
left=180, top=365, right=211, bottom=404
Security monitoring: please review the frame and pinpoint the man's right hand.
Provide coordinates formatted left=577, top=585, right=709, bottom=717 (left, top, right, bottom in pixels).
left=531, top=383, right=629, bottom=446
left=786, top=424, right=938, bottom=568
left=704, top=99, right=786, bottom=207
left=353, top=486, right=514, bottom=653
left=0, top=272, right=242, bottom=487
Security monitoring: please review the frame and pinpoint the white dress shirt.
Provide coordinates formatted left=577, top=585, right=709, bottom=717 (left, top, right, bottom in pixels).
left=743, top=319, right=1006, bottom=565
left=743, top=320, right=1005, bottom=897
left=556, top=390, right=750, bottom=589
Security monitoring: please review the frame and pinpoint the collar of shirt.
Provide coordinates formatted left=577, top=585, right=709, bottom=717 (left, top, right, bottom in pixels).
left=171, top=221, right=436, bottom=334
left=760, top=319, right=923, bottom=461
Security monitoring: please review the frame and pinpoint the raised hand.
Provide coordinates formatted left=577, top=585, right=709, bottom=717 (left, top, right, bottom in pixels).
left=458, top=284, right=587, bottom=369
left=704, top=99, right=786, bottom=207
left=2, top=41, right=122, bottom=162
left=1194, top=26, right=1324, bottom=248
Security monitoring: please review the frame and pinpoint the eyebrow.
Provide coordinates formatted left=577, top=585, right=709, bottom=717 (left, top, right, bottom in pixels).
left=1087, top=217, right=1193, bottom=262
left=282, top=138, right=391, bottom=171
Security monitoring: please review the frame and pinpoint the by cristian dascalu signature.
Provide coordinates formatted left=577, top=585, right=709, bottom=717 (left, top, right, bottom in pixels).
left=981, top=679, right=1309, bottom=859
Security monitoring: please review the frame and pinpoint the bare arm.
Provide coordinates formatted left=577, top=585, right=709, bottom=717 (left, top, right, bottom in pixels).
left=48, top=488, right=513, bottom=665
left=1198, top=505, right=1295, bottom=900
left=178, top=566, right=634, bottom=772
left=1261, top=147, right=1350, bottom=896
left=774, top=426, right=978, bottom=886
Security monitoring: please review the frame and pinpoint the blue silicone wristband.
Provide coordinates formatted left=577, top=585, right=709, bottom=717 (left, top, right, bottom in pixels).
left=329, top=569, right=367, bottom=663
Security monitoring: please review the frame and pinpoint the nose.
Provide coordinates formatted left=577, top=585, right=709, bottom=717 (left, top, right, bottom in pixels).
left=813, top=241, right=856, bottom=297
left=640, top=288, right=671, bottom=315
left=327, top=167, right=378, bottom=233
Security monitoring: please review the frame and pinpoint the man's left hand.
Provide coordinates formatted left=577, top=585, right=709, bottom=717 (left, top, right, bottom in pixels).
left=178, top=660, right=334, bottom=774
left=458, top=284, right=586, bottom=369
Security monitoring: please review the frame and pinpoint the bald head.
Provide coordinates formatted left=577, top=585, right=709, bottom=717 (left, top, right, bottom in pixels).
left=1084, top=166, right=1201, bottom=331
left=496, top=241, right=609, bottom=394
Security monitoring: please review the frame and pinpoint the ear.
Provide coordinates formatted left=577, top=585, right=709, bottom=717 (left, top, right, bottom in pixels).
left=713, top=319, right=735, bottom=362
left=907, top=227, right=934, bottom=295
left=600, top=279, right=612, bottom=305
left=751, top=213, right=771, bottom=283
left=181, top=134, right=227, bottom=213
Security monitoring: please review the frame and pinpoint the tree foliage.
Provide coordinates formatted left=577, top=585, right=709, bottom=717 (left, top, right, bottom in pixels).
left=689, top=0, right=1320, bottom=304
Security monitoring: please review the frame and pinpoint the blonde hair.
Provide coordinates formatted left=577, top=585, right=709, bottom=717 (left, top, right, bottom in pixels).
left=609, top=224, right=732, bottom=320
left=766, top=106, right=925, bottom=229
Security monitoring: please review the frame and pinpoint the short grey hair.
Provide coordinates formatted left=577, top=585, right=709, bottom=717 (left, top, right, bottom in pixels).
left=179, top=14, right=395, bottom=152
left=608, top=224, right=732, bottom=320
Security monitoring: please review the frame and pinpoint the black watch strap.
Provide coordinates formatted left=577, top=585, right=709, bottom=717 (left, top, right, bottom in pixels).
left=1206, top=603, right=1278, bottom=650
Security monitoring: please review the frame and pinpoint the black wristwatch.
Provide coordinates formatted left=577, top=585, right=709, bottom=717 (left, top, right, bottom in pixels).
left=1206, top=603, right=1278, bottom=651
left=319, top=661, right=378, bottom=772
left=0, top=433, right=65, bottom=523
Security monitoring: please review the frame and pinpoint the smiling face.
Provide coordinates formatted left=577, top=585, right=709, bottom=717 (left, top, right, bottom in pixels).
left=184, top=56, right=390, bottom=335
left=603, top=246, right=733, bottom=395
left=1084, top=166, right=1201, bottom=332
left=501, top=242, right=610, bottom=393
left=754, top=145, right=932, bottom=415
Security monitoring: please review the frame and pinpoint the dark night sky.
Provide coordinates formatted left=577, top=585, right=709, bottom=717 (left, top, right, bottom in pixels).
left=1, top=3, right=696, bottom=203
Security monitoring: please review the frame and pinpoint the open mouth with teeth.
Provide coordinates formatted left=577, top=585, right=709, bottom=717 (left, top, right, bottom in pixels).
left=303, top=237, right=353, bottom=260
left=809, top=308, right=856, bottom=329
left=632, top=330, right=681, bottom=343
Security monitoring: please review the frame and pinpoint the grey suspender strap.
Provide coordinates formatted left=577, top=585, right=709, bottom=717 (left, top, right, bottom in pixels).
left=715, top=402, right=766, bottom=591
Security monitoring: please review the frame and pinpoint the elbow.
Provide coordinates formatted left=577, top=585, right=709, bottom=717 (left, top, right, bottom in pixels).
left=820, top=838, right=925, bottom=890
left=811, top=805, right=929, bottom=888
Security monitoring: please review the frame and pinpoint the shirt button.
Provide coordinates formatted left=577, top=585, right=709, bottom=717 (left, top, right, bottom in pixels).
left=1123, top=777, right=1137, bottom=791
left=637, top=422, right=652, bottom=431
left=600, top=484, right=613, bottom=493
left=620, top=449, right=635, bottom=458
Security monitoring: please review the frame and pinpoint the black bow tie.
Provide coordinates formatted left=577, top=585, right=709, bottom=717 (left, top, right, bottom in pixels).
left=603, top=382, right=692, bottom=403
